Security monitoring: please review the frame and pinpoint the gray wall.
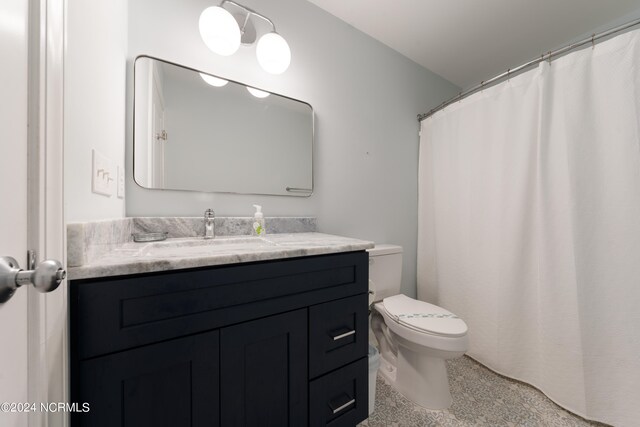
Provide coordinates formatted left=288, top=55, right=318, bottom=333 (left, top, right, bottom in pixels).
left=126, top=0, right=459, bottom=298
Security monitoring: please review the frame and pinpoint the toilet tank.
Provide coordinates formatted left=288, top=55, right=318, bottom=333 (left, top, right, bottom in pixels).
left=367, top=244, right=403, bottom=301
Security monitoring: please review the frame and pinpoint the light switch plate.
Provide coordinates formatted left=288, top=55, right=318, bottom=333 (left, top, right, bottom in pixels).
left=117, top=165, right=125, bottom=199
left=92, top=149, right=113, bottom=196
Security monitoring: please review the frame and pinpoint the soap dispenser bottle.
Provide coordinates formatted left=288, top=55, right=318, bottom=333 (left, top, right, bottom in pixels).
left=251, top=205, right=266, bottom=236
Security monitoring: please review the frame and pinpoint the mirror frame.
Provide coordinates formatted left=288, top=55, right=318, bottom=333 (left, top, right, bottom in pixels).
left=132, top=55, right=314, bottom=197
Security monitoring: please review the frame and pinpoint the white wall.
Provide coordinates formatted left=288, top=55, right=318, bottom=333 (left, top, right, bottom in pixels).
left=64, top=0, right=127, bottom=221
left=125, top=0, right=459, bottom=297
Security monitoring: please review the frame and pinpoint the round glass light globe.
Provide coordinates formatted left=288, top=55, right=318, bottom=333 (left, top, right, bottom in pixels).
left=256, top=32, right=291, bottom=74
left=199, top=73, right=228, bottom=87
left=246, top=87, right=270, bottom=98
left=198, top=6, right=241, bottom=56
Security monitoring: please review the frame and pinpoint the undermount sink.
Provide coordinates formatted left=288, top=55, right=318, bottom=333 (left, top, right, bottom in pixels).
left=134, top=236, right=277, bottom=258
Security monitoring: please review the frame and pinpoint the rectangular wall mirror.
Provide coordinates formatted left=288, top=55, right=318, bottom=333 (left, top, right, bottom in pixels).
left=133, top=56, right=313, bottom=196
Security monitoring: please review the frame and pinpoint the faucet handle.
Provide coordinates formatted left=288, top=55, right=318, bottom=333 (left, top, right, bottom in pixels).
left=204, top=209, right=215, bottom=218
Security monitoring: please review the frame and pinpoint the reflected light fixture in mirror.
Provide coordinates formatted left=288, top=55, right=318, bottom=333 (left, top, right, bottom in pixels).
left=246, top=87, right=270, bottom=98
left=199, top=0, right=291, bottom=74
left=200, top=73, right=229, bottom=87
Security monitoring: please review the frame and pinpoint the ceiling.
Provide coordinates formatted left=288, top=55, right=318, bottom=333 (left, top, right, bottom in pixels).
left=307, top=0, right=640, bottom=88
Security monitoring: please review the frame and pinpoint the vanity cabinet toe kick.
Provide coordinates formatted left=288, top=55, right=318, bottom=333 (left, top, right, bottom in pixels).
left=70, top=251, right=370, bottom=427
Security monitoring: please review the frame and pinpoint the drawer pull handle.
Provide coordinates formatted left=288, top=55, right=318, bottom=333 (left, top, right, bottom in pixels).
left=332, top=330, right=356, bottom=341
left=331, top=398, right=355, bottom=414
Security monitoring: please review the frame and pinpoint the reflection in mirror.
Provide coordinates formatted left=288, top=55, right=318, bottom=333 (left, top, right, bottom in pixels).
left=133, top=56, right=313, bottom=196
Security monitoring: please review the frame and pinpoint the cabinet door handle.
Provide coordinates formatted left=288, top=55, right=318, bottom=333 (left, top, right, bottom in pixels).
left=332, top=329, right=356, bottom=341
left=330, top=398, right=355, bottom=414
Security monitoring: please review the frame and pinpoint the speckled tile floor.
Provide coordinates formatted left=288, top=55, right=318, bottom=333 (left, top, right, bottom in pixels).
left=359, top=356, right=607, bottom=427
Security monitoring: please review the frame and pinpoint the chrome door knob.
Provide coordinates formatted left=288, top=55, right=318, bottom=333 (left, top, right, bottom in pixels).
left=0, top=256, right=66, bottom=303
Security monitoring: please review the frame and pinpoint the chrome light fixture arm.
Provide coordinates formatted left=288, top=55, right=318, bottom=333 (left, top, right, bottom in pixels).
left=219, top=0, right=276, bottom=33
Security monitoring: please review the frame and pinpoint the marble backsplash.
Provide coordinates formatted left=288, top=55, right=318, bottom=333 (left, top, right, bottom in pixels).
left=67, top=219, right=133, bottom=269
left=67, top=217, right=317, bottom=267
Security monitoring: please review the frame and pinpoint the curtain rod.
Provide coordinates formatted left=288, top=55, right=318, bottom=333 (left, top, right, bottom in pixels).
left=418, top=16, right=640, bottom=122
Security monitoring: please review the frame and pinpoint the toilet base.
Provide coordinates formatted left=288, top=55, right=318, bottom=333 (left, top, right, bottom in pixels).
left=397, top=348, right=453, bottom=410
left=379, top=349, right=454, bottom=410
left=378, top=353, right=397, bottom=384
left=371, top=302, right=466, bottom=410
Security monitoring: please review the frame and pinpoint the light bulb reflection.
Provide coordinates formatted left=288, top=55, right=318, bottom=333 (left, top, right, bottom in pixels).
left=246, top=87, right=270, bottom=98
left=200, top=73, right=229, bottom=87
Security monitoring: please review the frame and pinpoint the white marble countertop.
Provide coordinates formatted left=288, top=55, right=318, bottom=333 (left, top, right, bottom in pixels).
left=68, top=232, right=374, bottom=280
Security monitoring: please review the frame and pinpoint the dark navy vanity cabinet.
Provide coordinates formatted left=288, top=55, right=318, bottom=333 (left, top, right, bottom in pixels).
left=70, top=251, right=369, bottom=427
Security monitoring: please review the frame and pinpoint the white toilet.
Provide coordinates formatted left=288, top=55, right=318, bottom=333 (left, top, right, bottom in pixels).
left=368, top=244, right=468, bottom=410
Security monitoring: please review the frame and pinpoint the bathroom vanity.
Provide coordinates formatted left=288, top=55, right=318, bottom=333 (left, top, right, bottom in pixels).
left=68, top=230, right=372, bottom=427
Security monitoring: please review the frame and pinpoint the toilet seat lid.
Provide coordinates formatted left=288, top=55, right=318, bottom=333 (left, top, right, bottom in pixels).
left=382, top=294, right=467, bottom=337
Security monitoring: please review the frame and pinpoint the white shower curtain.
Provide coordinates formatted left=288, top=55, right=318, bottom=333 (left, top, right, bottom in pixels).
left=418, top=29, right=640, bottom=427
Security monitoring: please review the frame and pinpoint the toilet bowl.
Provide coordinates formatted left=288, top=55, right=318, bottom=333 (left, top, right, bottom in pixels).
left=368, top=245, right=468, bottom=410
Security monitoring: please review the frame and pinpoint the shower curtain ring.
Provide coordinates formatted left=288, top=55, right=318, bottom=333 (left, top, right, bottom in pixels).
left=507, top=68, right=510, bottom=82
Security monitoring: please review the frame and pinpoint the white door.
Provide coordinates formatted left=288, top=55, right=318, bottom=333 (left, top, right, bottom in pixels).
left=1, top=0, right=66, bottom=426
left=0, top=0, right=30, bottom=425
left=151, top=70, right=166, bottom=187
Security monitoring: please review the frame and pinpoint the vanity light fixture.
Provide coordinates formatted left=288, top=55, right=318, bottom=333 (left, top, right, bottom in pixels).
left=200, top=73, right=229, bottom=87
left=199, top=0, right=291, bottom=74
left=256, top=32, right=290, bottom=74
left=246, top=87, right=270, bottom=98
left=198, top=6, right=241, bottom=56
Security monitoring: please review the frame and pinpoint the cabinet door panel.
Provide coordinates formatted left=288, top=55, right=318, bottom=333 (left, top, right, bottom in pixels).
left=74, top=331, right=219, bottom=427
left=221, top=309, right=308, bottom=426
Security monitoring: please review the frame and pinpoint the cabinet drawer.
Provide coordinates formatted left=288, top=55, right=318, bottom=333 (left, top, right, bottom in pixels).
left=309, top=358, right=368, bottom=427
left=72, top=251, right=367, bottom=359
left=309, top=294, right=368, bottom=378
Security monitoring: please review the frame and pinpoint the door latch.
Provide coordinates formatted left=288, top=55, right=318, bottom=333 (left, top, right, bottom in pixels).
left=155, top=130, right=168, bottom=141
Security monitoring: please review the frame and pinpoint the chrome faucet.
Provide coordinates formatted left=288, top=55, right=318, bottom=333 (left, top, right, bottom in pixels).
left=204, top=209, right=215, bottom=239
